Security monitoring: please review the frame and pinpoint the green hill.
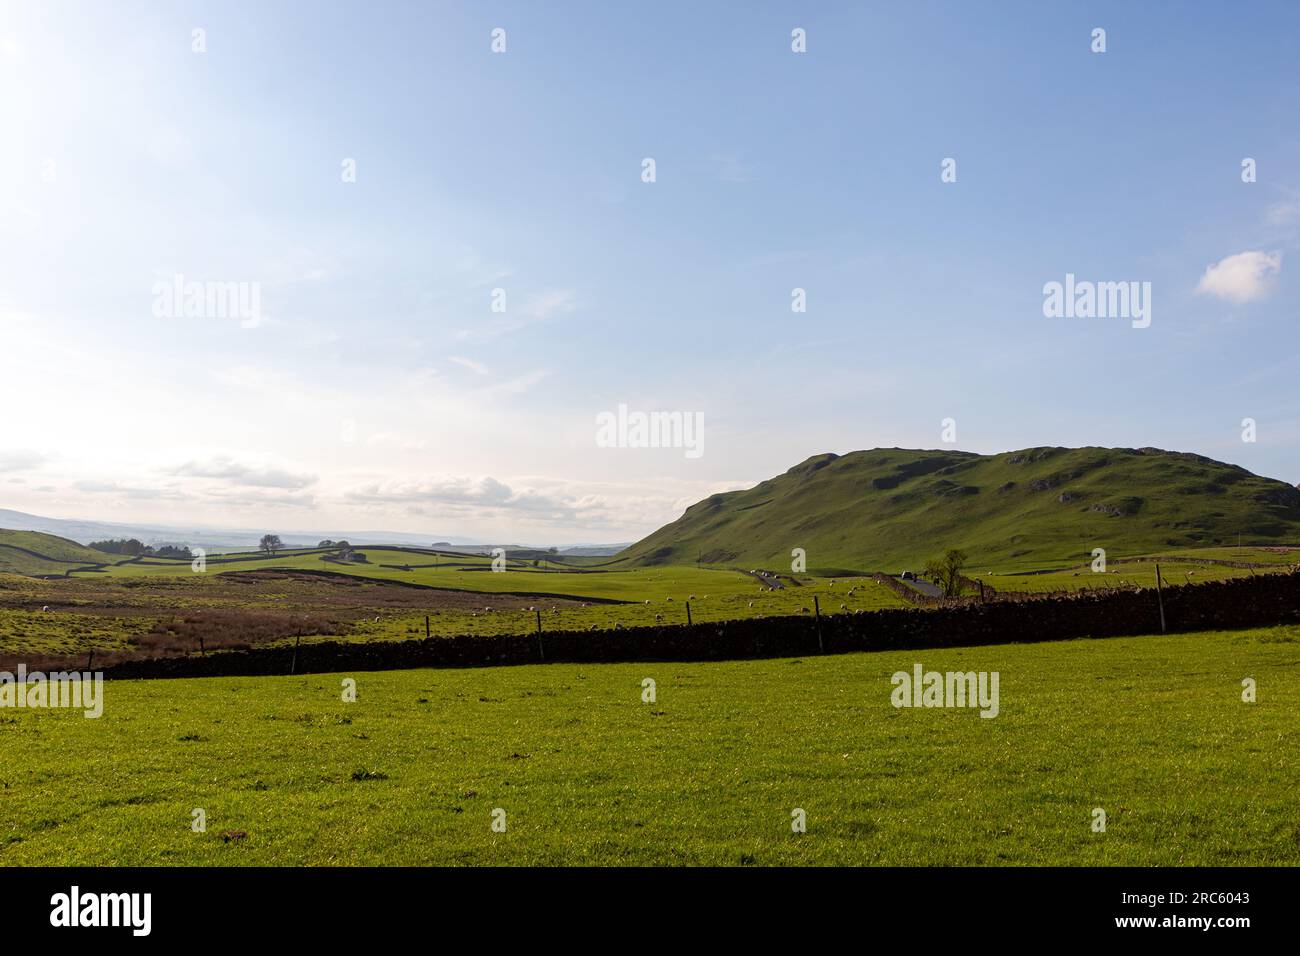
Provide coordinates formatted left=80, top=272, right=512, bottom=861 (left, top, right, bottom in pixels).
left=620, top=446, right=1300, bottom=572
left=0, top=529, right=113, bottom=576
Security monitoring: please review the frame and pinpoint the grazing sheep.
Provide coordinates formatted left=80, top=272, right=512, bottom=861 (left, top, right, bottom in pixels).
left=42, top=605, right=50, bottom=612
left=655, top=614, right=662, bottom=622
left=747, top=601, right=753, bottom=607
left=839, top=603, right=847, bottom=610
left=688, top=594, right=696, bottom=600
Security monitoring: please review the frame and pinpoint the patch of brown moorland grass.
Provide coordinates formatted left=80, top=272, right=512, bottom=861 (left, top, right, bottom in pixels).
left=136, top=609, right=350, bottom=654
left=0, top=609, right=350, bottom=671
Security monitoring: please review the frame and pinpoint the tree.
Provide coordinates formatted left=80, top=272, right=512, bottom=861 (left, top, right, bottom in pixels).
left=259, top=534, right=284, bottom=554
left=923, top=548, right=968, bottom=598
left=318, top=539, right=335, bottom=548
left=89, top=538, right=148, bottom=556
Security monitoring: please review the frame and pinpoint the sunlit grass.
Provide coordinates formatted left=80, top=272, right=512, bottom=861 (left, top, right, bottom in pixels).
left=3, top=626, right=1295, bottom=866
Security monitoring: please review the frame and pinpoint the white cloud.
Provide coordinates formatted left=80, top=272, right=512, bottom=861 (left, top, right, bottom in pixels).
left=169, top=456, right=318, bottom=490
left=457, top=289, right=577, bottom=341
left=1266, top=199, right=1300, bottom=226
left=523, top=289, right=577, bottom=323
left=474, top=368, right=550, bottom=398
left=0, top=450, right=47, bottom=473
left=73, top=480, right=194, bottom=501
left=200, top=487, right=318, bottom=510
left=338, top=473, right=754, bottom=534
left=1195, top=250, right=1282, bottom=304
left=344, top=475, right=577, bottom=520
left=364, top=431, right=429, bottom=452
left=448, top=355, right=489, bottom=375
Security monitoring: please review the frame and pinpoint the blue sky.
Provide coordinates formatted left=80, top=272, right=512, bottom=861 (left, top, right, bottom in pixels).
left=1, top=1, right=1297, bottom=542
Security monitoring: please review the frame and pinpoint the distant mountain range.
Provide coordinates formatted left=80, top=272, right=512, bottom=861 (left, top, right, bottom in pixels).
left=620, top=446, right=1300, bottom=572
left=0, top=509, right=629, bottom=557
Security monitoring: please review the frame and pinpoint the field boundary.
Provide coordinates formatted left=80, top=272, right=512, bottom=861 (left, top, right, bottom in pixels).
left=216, top=567, right=629, bottom=603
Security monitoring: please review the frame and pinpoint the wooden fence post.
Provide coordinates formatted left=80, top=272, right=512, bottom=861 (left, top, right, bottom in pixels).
left=686, top=601, right=692, bottom=626
left=1155, top=562, right=1166, bottom=633
left=425, top=615, right=430, bottom=639
left=291, top=634, right=301, bottom=675
left=536, top=608, right=545, bottom=662
left=813, top=595, right=824, bottom=653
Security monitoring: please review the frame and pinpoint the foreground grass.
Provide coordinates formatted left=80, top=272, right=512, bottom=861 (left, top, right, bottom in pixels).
left=2, top=626, right=1295, bottom=866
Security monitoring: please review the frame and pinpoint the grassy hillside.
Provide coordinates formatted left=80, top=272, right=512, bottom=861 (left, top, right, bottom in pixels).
left=620, top=446, right=1300, bottom=572
left=3, top=626, right=1295, bottom=865
left=0, top=529, right=114, bottom=576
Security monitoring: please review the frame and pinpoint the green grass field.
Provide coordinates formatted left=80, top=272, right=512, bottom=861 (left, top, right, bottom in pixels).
left=982, top=561, right=1264, bottom=594
left=0, top=534, right=1288, bottom=661
left=0, top=562, right=909, bottom=660
left=3, top=626, right=1295, bottom=866
left=0, top=530, right=117, bottom=577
